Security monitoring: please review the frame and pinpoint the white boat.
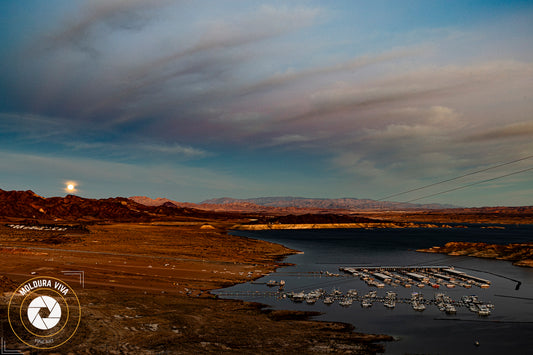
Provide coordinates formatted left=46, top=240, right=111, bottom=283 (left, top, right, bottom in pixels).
left=331, top=288, right=342, bottom=296
left=290, top=292, right=305, bottom=302
left=323, top=297, right=334, bottom=305
left=477, top=305, right=491, bottom=316
left=307, top=289, right=325, bottom=298
left=306, top=297, right=317, bottom=305
left=339, top=298, right=353, bottom=307
left=347, top=289, right=358, bottom=297
left=412, top=301, right=426, bottom=311
left=411, top=292, right=422, bottom=300
left=384, top=299, right=396, bottom=309
left=267, top=280, right=284, bottom=287
left=361, top=299, right=373, bottom=308
left=445, top=304, right=457, bottom=314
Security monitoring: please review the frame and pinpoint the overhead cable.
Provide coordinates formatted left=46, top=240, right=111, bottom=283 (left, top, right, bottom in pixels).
left=378, top=155, right=533, bottom=201
left=403, top=166, right=533, bottom=203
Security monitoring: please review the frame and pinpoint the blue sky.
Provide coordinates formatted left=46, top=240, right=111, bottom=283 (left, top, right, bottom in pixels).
left=1, top=0, right=532, bottom=206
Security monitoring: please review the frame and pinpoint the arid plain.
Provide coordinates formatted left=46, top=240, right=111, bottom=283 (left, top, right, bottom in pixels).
left=1, top=220, right=393, bottom=354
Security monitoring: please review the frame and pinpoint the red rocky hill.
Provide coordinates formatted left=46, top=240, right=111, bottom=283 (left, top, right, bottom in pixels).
left=0, top=189, right=229, bottom=222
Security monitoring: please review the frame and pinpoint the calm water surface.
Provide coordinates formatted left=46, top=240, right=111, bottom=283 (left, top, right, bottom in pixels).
left=216, top=226, right=533, bottom=355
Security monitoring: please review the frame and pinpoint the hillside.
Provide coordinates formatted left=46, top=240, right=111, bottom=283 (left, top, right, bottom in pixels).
left=128, top=196, right=199, bottom=209
left=0, top=189, right=230, bottom=222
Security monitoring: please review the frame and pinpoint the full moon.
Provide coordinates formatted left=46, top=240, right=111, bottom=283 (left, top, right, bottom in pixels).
left=65, top=182, right=77, bottom=193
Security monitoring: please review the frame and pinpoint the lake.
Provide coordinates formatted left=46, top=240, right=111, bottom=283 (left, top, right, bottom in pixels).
left=215, top=225, right=533, bottom=354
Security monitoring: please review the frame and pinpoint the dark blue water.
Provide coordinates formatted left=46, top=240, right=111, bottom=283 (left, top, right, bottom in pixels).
left=218, top=225, right=533, bottom=355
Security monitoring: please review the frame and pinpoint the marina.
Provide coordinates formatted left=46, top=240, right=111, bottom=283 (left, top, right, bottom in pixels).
left=219, top=226, right=533, bottom=354
left=216, top=265, right=495, bottom=316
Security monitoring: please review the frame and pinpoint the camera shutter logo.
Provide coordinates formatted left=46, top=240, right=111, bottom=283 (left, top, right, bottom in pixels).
left=27, top=295, right=62, bottom=330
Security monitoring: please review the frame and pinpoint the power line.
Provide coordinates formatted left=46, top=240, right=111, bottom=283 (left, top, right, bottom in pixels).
left=378, top=155, right=533, bottom=201
left=403, top=166, right=533, bottom=203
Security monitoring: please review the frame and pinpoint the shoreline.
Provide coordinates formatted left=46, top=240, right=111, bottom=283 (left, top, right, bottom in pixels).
left=233, top=222, right=452, bottom=230
left=0, top=221, right=393, bottom=354
left=234, top=221, right=532, bottom=231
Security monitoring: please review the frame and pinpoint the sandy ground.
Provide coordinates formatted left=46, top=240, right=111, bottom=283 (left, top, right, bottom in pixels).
left=0, top=221, right=391, bottom=354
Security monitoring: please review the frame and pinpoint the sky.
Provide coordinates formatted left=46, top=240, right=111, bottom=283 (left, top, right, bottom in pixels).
left=1, top=0, right=532, bottom=206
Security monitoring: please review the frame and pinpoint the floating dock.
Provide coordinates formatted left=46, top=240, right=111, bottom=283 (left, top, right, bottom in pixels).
left=339, top=266, right=491, bottom=289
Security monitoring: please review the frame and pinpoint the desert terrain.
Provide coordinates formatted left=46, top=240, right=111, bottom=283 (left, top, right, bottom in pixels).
left=0, top=220, right=391, bottom=354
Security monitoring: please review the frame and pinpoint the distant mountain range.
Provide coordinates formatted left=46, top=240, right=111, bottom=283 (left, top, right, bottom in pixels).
left=201, top=196, right=457, bottom=210
left=130, top=195, right=457, bottom=212
left=1, top=189, right=531, bottom=223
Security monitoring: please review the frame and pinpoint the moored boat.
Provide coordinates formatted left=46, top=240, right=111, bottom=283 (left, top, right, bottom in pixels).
left=306, top=297, right=317, bottom=304
left=384, top=299, right=396, bottom=309
left=339, top=298, right=353, bottom=307
left=445, top=304, right=457, bottom=314
left=412, top=301, right=426, bottom=311
left=361, top=299, right=373, bottom=308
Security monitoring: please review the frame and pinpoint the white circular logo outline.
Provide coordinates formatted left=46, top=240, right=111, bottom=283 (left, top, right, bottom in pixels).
left=8, top=276, right=82, bottom=350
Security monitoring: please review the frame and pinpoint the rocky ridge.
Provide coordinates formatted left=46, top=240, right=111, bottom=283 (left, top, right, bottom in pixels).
left=418, top=242, right=533, bottom=267
left=0, top=189, right=232, bottom=221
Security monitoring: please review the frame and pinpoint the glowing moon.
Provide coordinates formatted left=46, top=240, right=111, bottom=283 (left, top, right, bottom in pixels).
left=65, top=182, right=77, bottom=193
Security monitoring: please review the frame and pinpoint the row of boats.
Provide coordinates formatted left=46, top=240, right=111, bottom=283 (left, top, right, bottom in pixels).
left=283, top=288, right=494, bottom=316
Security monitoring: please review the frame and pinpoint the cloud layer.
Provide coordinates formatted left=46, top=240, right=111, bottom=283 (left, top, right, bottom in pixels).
left=1, top=1, right=533, bottom=205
